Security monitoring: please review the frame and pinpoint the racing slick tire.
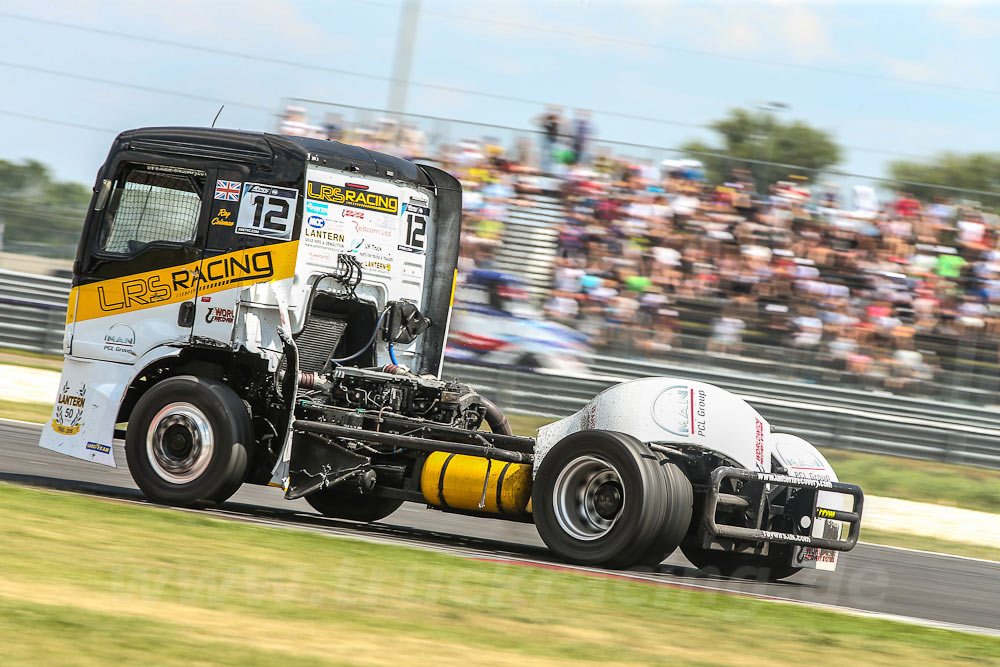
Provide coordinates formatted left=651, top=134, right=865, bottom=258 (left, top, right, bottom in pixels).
left=305, top=486, right=403, bottom=522
left=125, top=375, right=251, bottom=507
left=532, top=430, right=668, bottom=568
left=636, top=456, right=693, bottom=567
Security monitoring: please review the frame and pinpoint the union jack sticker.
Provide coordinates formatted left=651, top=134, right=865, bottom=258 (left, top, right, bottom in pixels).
left=215, top=179, right=241, bottom=201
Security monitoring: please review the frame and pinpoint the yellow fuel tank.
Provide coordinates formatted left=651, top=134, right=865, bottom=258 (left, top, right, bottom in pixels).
left=420, top=452, right=532, bottom=516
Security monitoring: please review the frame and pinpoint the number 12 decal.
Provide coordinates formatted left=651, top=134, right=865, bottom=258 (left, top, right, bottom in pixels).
left=250, top=196, right=289, bottom=231
left=404, top=213, right=426, bottom=250
left=236, top=183, right=298, bottom=240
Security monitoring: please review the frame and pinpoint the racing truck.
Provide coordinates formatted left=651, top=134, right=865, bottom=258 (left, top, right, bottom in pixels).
left=40, top=127, right=863, bottom=579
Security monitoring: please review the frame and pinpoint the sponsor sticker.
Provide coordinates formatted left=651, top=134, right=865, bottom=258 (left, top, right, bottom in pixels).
left=307, top=215, right=326, bottom=229
left=404, top=202, right=430, bottom=217
left=353, top=220, right=394, bottom=239
left=754, top=418, right=766, bottom=470
left=103, top=323, right=135, bottom=355
left=214, top=180, right=241, bottom=201
left=651, top=385, right=706, bottom=437
left=86, top=441, right=111, bottom=455
left=306, top=181, right=399, bottom=214
left=303, top=228, right=345, bottom=247
left=306, top=201, right=329, bottom=215
left=205, top=307, right=235, bottom=324
left=53, top=382, right=86, bottom=435
left=236, top=183, right=298, bottom=241
left=71, top=242, right=298, bottom=322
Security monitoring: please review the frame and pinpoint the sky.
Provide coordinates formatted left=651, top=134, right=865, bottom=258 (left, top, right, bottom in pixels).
left=1, top=0, right=999, bottom=188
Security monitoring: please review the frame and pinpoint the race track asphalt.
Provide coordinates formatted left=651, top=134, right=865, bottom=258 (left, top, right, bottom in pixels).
left=2, top=418, right=998, bottom=635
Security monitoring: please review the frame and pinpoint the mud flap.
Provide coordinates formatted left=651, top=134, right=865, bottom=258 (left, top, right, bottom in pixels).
left=38, top=356, right=134, bottom=468
left=284, top=433, right=371, bottom=500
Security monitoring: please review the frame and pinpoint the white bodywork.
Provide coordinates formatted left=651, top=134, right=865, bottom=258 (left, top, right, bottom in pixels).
left=536, top=378, right=774, bottom=474
left=536, top=377, right=847, bottom=571
left=40, top=163, right=440, bottom=472
left=40, top=346, right=181, bottom=467
left=772, top=432, right=848, bottom=571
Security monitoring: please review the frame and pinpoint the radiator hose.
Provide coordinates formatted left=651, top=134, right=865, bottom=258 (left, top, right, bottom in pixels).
left=481, top=396, right=513, bottom=436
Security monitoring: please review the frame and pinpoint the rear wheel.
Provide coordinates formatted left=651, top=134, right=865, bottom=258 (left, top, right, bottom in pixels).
left=532, top=430, right=667, bottom=568
left=636, top=456, right=693, bottom=567
left=305, top=486, right=403, bottom=522
left=125, top=375, right=251, bottom=507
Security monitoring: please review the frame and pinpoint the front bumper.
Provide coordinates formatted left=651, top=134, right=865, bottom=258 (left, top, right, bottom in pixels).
left=704, top=467, right=864, bottom=551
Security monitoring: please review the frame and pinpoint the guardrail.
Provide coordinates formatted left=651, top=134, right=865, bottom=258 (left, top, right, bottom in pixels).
left=0, top=270, right=70, bottom=356
left=446, top=363, right=1000, bottom=470
left=4, top=269, right=1000, bottom=469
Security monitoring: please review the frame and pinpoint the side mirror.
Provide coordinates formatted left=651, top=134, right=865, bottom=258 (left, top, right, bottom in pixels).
left=94, top=179, right=112, bottom=211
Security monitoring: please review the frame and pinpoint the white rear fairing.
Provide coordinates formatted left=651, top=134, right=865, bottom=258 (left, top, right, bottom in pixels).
left=535, top=378, right=773, bottom=475
left=772, top=432, right=847, bottom=571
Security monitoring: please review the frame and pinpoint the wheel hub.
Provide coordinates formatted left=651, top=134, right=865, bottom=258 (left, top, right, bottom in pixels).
left=593, top=481, right=623, bottom=519
left=552, top=455, right=625, bottom=541
left=146, top=402, right=214, bottom=484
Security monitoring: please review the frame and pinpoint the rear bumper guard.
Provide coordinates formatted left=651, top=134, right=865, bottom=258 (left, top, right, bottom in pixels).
left=704, top=467, right=864, bottom=552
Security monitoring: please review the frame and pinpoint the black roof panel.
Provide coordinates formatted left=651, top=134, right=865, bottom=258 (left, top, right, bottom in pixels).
left=115, top=126, right=424, bottom=186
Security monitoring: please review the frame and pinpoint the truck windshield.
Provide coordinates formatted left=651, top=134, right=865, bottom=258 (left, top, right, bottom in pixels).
left=99, top=164, right=205, bottom=255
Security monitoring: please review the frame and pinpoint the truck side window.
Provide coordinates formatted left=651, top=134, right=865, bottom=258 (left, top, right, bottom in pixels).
left=98, top=164, right=206, bottom=255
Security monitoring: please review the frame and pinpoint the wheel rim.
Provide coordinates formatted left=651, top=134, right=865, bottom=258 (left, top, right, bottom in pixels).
left=552, top=455, right=625, bottom=541
left=146, top=402, right=214, bottom=484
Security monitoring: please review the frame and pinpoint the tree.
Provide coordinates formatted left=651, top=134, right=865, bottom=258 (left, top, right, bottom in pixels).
left=0, top=159, right=90, bottom=258
left=888, top=152, right=1000, bottom=205
left=681, top=108, right=842, bottom=191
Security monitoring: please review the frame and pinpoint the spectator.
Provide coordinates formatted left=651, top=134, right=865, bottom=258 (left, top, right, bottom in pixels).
left=570, top=109, right=593, bottom=165
left=277, top=103, right=1000, bottom=396
left=537, top=105, right=564, bottom=173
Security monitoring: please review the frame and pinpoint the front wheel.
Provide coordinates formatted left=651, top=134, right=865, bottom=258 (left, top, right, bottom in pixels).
left=125, top=375, right=251, bottom=507
left=532, top=430, right=668, bottom=568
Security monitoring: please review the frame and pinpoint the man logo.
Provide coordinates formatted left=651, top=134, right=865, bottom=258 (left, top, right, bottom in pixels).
left=650, top=385, right=693, bottom=437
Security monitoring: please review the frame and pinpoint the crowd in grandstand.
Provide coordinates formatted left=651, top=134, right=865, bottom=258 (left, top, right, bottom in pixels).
left=280, top=105, right=1000, bottom=392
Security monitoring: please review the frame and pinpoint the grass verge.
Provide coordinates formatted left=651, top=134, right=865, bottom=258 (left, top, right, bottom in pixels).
left=822, top=449, right=1000, bottom=515
left=3, top=482, right=999, bottom=665
left=0, top=398, right=52, bottom=424
left=0, top=346, right=63, bottom=372
left=861, top=528, right=999, bottom=562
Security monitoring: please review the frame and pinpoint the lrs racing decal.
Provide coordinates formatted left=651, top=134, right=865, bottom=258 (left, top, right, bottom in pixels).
left=68, top=241, right=298, bottom=323
left=306, top=181, right=399, bottom=214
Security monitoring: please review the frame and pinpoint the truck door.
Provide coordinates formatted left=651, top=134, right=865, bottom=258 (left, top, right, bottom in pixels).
left=69, top=159, right=211, bottom=362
